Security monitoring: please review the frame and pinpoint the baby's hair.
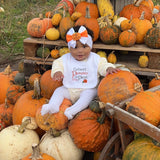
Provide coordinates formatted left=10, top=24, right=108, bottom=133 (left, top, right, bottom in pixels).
left=65, top=25, right=94, bottom=42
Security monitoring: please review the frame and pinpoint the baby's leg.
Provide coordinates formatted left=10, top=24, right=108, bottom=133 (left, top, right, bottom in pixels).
left=41, top=86, right=70, bottom=115
left=64, top=88, right=97, bottom=119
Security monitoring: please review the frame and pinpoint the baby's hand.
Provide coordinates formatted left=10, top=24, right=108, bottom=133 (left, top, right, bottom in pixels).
left=106, top=67, right=120, bottom=76
left=53, top=71, right=64, bottom=81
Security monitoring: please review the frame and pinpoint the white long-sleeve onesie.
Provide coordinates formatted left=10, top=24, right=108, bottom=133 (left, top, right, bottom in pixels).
left=41, top=52, right=115, bottom=119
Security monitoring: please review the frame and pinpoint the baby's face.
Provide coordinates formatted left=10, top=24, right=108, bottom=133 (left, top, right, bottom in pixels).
left=70, top=40, right=91, bottom=61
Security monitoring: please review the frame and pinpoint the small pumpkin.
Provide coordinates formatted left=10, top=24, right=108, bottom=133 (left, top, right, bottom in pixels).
left=22, top=143, right=56, bottom=160
left=45, top=11, right=52, bottom=18
left=120, top=16, right=133, bottom=31
left=119, top=29, right=136, bottom=47
left=50, top=48, right=60, bottom=59
left=59, top=47, right=70, bottom=57
left=36, top=99, right=72, bottom=131
left=45, top=28, right=60, bottom=41
left=107, top=51, right=117, bottom=64
left=138, top=52, right=149, bottom=68
left=27, top=14, right=53, bottom=38
left=68, top=108, right=111, bottom=152
left=96, top=50, right=107, bottom=58
left=14, top=72, right=25, bottom=86
left=36, top=47, right=50, bottom=58
left=71, top=11, right=82, bottom=21
left=149, top=73, right=160, bottom=88
left=51, top=13, right=62, bottom=26
left=28, top=73, right=41, bottom=89
left=98, top=70, right=143, bottom=104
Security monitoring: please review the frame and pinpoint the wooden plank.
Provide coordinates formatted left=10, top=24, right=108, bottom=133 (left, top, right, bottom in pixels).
left=105, top=103, right=160, bottom=142
left=23, top=38, right=160, bottom=54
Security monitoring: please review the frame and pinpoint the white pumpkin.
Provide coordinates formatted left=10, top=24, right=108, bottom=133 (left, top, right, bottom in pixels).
left=39, top=130, right=84, bottom=160
left=0, top=117, right=40, bottom=160
left=114, top=17, right=128, bottom=28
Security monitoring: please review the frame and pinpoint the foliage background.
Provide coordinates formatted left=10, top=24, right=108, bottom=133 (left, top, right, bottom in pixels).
left=0, top=0, right=159, bottom=63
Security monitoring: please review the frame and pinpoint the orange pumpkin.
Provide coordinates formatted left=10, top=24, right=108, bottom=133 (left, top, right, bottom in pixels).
left=22, top=144, right=56, bottom=160
left=119, top=0, right=153, bottom=21
left=0, top=65, right=18, bottom=104
left=50, top=49, right=60, bottom=59
left=75, top=6, right=99, bottom=42
left=140, top=0, right=154, bottom=10
left=74, top=1, right=99, bottom=18
left=12, top=79, right=47, bottom=125
left=126, top=91, right=160, bottom=128
left=36, top=98, right=72, bottom=131
left=40, top=70, right=63, bottom=99
left=27, top=14, right=53, bottom=38
left=98, top=70, right=143, bottom=104
left=28, top=73, right=41, bottom=88
left=149, top=73, right=160, bottom=88
left=45, top=11, right=52, bottom=18
left=0, top=99, right=14, bottom=127
left=6, top=84, right=25, bottom=105
left=68, top=109, right=111, bottom=152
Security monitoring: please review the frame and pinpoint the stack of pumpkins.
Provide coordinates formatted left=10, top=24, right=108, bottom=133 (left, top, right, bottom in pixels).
left=1, top=61, right=160, bottom=159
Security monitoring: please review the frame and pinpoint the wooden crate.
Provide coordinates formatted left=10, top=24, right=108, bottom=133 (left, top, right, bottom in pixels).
left=148, top=52, right=160, bottom=69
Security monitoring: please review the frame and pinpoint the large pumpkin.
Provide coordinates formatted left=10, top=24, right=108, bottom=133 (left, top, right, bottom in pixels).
left=122, top=136, right=160, bottom=160
left=27, top=14, right=53, bottom=38
left=0, top=65, right=18, bottom=104
left=119, top=0, right=153, bottom=21
left=126, top=91, right=160, bottom=128
left=40, top=70, right=63, bottom=99
left=12, top=79, right=47, bottom=125
left=68, top=109, right=111, bottom=152
left=74, top=0, right=99, bottom=18
left=131, top=11, right=152, bottom=44
left=98, top=70, right=143, bottom=104
left=36, top=98, right=72, bottom=131
left=75, top=6, right=99, bottom=42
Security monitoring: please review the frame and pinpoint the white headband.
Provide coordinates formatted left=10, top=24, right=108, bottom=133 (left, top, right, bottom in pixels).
left=66, top=26, right=93, bottom=49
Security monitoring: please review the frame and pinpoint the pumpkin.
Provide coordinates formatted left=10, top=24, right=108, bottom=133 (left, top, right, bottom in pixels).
left=45, top=11, right=52, bottom=18
left=39, top=129, right=84, bottom=160
left=36, top=47, right=50, bottom=58
left=50, top=48, right=60, bottom=59
left=122, top=136, right=160, bottom=160
left=68, top=109, right=111, bottom=152
left=51, top=13, right=62, bottom=26
left=119, top=29, right=136, bottom=47
left=120, top=16, right=133, bottom=31
left=40, top=70, right=63, bottom=99
left=28, top=73, right=41, bottom=89
left=53, top=0, right=75, bottom=16
left=45, top=28, right=60, bottom=41
left=107, top=51, right=117, bottom=64
left=138, top=52, right=149, bottom=68
left=0, top=99, right=14, bottom=127
left=6, top=84, right=25, bottom=104
left=145, top=21, right=160, bottom=48
left=0, top=65, right=18, bottom=104
left=75, top=6, right=99, bottom=42
left=140, top=0, right=154, bottom=10
left=96, top=50, right=107, bottom=58
left=126, top=91, right=160, bottom=129
left=149, top=73, right=160, bottom=88
left=59, top=47, right=70, bottom=56
left=14, top=72, right=25, bottom=86
left=22, top=143, right=56, bottom=160
left=71, top=11, right=82, bottom=21
left=99, top=16, right=121, bottom=44
left=12, top=79, right=47, bottom=125
left=0, top=117, right=39, bottom=160
left=59, top=15, right=74, bottom=40
left=36, top=98, right=72, bottom=131
left=74, top=0, right=99, bottom=19
left=18, top=60, right=24, bottom=73
left=27, top=14, right=53, bottom=38
left=98, top=70, right=143, bottom=104
left=131, top=11, right=152, bottom=44
left=119, top=0, right=153, bottom=21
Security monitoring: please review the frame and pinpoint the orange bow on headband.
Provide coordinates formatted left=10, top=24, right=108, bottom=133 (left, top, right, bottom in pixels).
left=66, top=29, right=88, bottom=42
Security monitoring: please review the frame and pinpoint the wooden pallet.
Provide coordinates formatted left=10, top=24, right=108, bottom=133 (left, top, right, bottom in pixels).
left=23, top=37, right=160, bottom=78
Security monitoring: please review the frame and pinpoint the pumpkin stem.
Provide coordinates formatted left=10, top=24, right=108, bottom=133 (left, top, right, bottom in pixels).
left=17, top=118, right=31, bottom=133
left=85, top=6, right=91, bottom=19
left=29, top=144, right=43, bottom=160
left=155, top=73, right=160, bottom=80
left=32, top=78, right=41, bottom=99
left=3, top=65, right=12, bottom=75
left=39, top=13, right=43, bottom=20
left=48, top=128, right=61, bottom=137
left=139, top=11, right=145, bottom=20
left=134, top=0, right=143, bottom=6
left=97, top=107, right=106, bottom=124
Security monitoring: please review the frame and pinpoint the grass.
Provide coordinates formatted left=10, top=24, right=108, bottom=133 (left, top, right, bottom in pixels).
left=0, top=0, right=59, bottom=61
